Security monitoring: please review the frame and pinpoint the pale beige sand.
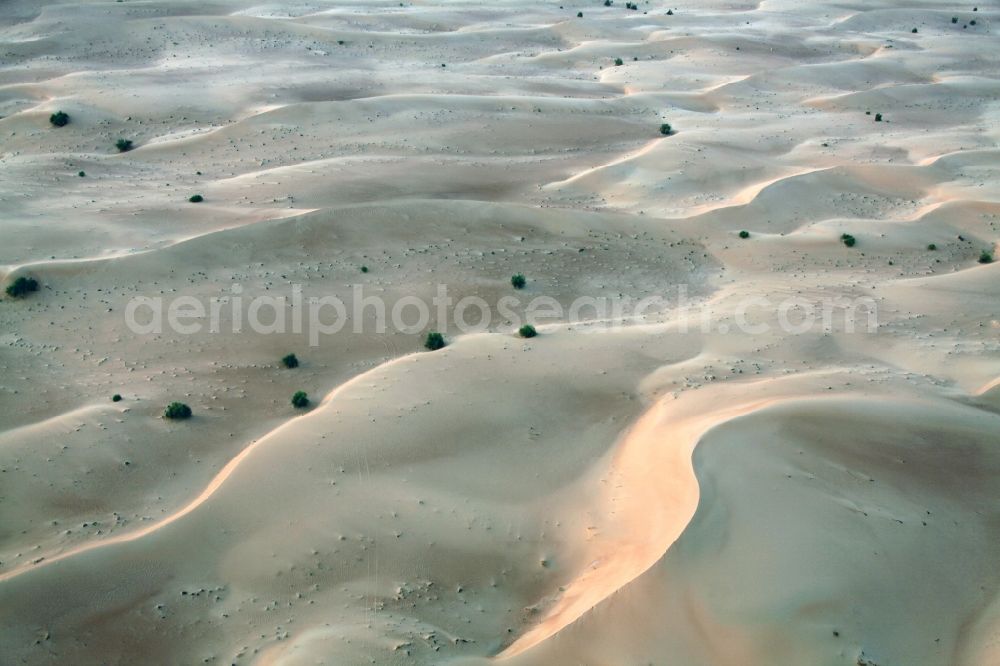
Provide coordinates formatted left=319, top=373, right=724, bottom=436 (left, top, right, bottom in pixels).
left=1, top=1, right=999, bottom=664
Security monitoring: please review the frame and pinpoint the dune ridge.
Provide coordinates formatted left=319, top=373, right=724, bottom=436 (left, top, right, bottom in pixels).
left=2, top=0, right=999, bottom=664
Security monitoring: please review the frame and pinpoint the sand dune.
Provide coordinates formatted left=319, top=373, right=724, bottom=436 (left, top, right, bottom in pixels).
left=1, top=0, right=999, bottom=664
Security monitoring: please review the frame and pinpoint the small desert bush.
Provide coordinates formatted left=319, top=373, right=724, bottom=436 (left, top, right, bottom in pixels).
left=659, top=123, right=673, bottom=135
left=739, top=230, right=750, bottom=239
left=50, top=111, right=70, bottom=127
left=282, top=353, right=299, bottom=369
left=291, top=391, right=309, bottom=408
left=112, top=394, right=122, bottom=402
left=519, top=324, right=538, bottom=338
left=841, top=233, right=856, bottom=247
left=425, top=331, right=446, bottom=351
left=979, top=250, right=993, bottom=264
left=511, top=273, right=526, bottom=289
left=189, top=194, right=204, bottom=203
left=164, top=402, right=192, bottom=420
left=115, top=138, right=134, bottom=152
left=614, top=57, right=623, bottom=66
left=5, top=276, right=39, bottom=298
left=875, top=113, right=883, bottom=122
left=927, top=243, right=937, bottom=251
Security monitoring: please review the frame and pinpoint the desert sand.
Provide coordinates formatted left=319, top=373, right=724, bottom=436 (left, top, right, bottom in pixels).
left=1, top=1, right=999, bottom=664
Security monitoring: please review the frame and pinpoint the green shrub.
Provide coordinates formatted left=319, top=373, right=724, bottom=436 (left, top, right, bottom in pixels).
left=49, top=111, right=69, bottom=127
left=519, top=324, right=537, bottom=338
left=112, top=394, right=122, bottom=402
left=78, top=171, right=86, bottom=177
left=841, top=233, right=856, bottom=247
left=979, top=250, right=993, bottom=264
left=115, top=138, right=134, bottom=152
left=291, top=391, right=309, bottom=408
left=952, top=17, right=958, bottom=23
left=281, top=353, right=299, bottom=369
left=164, top=402, right=192, bottom=420
left=927, top=243, right=936, bottom=251
left=738, top=230, right=750, bottom=239
left=874, top=113, right=883, bottom=122
left=911, top=27, right=918, bottom=33
left=667, top=9, right=674, bottom=15
left=361, top=265, right=368, bottom=273
left=577, top=11, right=583, bottom=17
left=614, top=57, right=623, bottom=66
left=189, top=194, right=203, bottom=203
left=604, top=0, right=611, bottom=5
left=425, top=331, right=446, bottom=351
left=659, top=123, right=673, bottom=136
left=5, top=276, right=39, bottom=298
left=511, top=273, right=526, bottom=289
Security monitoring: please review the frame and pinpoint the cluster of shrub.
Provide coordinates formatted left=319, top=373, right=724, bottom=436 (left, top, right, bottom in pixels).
left=161, top=275, right=540, bottom=420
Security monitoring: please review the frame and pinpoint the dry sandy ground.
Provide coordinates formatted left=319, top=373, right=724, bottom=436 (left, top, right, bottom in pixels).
left=1, top=1, right=999, bottom=664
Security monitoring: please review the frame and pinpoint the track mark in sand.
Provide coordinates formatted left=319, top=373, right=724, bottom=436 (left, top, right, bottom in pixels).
left=0, top=351, right=423, bottom=585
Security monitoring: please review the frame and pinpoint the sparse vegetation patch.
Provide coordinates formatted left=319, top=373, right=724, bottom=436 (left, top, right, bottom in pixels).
left=425, top=331, right=446, bottom=350
left=164, top=402, right=192, bottom=420
left=291, top=391, right=310, bottom=408
left=5, top=276, right=39, bottom=298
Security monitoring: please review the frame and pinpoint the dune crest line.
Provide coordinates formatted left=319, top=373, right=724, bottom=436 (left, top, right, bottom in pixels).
left=0, top=352, right=422, bottom=585
left=498, top=395, right=786, bottom=659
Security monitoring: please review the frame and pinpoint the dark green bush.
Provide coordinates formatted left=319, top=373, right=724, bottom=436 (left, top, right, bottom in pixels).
left=361, top=265, right=368, bottom=273
left=927, top=243, right=937, bottom=251
left=874, top=113, right=883, bottom=122
left=952, top=17, right=958, bottom=23
left=911, top=27, right=918, bottom=33
left=78, top=171, right=86, bottom=177
left=282, top=353, right=299, bottom=369
left=164, top=402, right=192, bottom=419
left=189, top=194, right=203, bottom=203
left=577, top=11, right=583, bottom=17
left=659, top=123, right=673, bottom=136
left=519, top=324, right=537, bottom=338
left=49, top=111, right=69, bottom=127
left=979, top=250, right=993, bottom=264
left=115, top=138, right=134, bottom=152
left=112, top=394, right=122, bottom=402
left=425, top=331, right=446, bottom=351
left=738, top=230, right=750, bottom=239
left=841, top=233, right=856, bottom=247
left=291, top=391, right=309, bottom=408
left=614, top=57, right=623, bottom=66
left=5, top=276, right=39, bottom=298
left=511, top=273, right=526, bottom=289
